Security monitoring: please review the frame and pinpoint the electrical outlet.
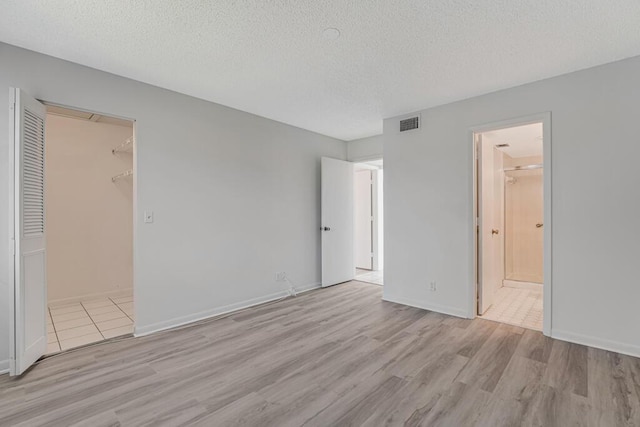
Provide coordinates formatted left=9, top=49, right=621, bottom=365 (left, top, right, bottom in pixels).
left=429, top=281, right=437, bottom=292
left=275, top=272, right=286, bottom=282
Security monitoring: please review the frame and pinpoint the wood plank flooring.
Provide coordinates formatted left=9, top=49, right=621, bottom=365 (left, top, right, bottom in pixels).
left=1, top=281, right=639, bottom=426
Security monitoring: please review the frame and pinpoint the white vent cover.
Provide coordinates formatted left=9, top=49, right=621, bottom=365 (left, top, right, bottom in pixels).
left=23, top=109, right=45, bottom=237
left=400, top=116, right=419, bottom=132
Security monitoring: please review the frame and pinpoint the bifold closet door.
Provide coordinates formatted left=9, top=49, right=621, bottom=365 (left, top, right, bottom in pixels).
left=10, top=88, right=48, bottom=376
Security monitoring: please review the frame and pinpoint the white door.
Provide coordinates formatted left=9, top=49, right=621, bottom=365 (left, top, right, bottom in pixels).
left=10, top=88, right=47, bottom=375
left=321, top=157, right=354, bottom=287
left=477, top=134, right=502, bottom=315
left=354, top=169, right=373, bottom=269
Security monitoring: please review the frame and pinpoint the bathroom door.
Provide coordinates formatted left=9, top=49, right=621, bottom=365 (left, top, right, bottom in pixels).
left=477, top=134, right=502, bottom=314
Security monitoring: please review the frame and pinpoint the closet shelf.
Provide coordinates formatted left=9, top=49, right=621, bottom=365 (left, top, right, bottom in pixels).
left=112, top=169, right=133, bottom=182
left=112, top=136, right=134, bottom=154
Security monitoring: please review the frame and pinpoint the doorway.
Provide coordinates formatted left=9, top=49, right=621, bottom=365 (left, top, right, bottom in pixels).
left=354, top=159, right=383, bottom=286
left=320, top=156, right=384, bottom=288
left=473, top=116, right=550, bottom=332
left=43, top=105, right=135, bottom=354
left=9, top=88, right=136, bottom=375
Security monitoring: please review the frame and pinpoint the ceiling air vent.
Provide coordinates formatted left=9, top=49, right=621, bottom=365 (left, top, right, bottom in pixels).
left=399, top=116, right=419, bottom=132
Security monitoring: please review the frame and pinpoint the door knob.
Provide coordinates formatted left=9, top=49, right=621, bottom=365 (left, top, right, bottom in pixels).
left=322, top=227, right=331, bottom=231
left=492, top=229, right=499, bottom=235
left=536, top=223, right=543, bottom=228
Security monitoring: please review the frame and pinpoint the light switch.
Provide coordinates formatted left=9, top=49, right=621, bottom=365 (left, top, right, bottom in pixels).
left=144, top=211, right=154, bottom=223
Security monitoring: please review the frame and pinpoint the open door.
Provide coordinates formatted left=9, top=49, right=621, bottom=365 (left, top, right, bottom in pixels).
left=9, top=88, right=47, bottom=375
left=477, top=133, right=502, bottom=315
left=321, top=157, right=354, bottom=287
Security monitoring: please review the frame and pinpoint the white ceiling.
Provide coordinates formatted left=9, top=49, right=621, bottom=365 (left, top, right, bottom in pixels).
left=2, top=1, right=640, bottom=141
left=484, top=123, right=543, bottom=158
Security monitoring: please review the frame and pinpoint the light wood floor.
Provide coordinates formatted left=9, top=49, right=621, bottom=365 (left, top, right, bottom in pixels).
left=1, top=281, right=639, bottom=426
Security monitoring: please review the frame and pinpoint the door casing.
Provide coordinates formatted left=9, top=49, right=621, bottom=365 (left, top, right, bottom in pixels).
left=470, top=112, right=552, bottom=336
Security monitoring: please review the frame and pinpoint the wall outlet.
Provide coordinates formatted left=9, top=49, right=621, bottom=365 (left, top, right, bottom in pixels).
left=275, top=272, right=286, bottom=282
left=429, top=281, right=437, bottom=292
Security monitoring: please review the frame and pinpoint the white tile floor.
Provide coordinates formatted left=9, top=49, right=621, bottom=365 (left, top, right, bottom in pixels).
left=480, top=285, right=543, bottom=331
left=356, top=269, right=384, bottom=286
left=47, top=293, right=134, bottom=354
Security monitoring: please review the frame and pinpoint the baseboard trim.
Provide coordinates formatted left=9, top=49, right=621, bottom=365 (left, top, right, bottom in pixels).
left=135, top=282, right=321, bottom=337
left=0, top=359, right=9, bottom=375
left=503, top=280, right=542, bottom=291
left=382, top=294, right=468, bottom=319
left=49, top=288, right=133, bottom=307
left=552, top=329, right=640, bottom=359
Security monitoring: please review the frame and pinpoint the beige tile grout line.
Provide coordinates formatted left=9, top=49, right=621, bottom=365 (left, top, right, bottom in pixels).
left=48, top=297, right=133, bottom=352
left=48, top=307, right=61, bottom=353
left=109, top=297, right=134, bottom=323
left=79, top=301, right=106, bottom=340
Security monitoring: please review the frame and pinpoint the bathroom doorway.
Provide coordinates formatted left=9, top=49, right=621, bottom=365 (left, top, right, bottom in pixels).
left=473, top=115, right=551, bottom=332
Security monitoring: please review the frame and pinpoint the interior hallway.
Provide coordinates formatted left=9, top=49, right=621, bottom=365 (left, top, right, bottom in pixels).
left=1, top=282, right=637, bottom=426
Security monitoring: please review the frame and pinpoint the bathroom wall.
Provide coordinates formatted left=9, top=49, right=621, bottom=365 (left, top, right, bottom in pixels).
left=45, top=114, right=134, bottom=303
left=504, top=155, right=542, bottom=168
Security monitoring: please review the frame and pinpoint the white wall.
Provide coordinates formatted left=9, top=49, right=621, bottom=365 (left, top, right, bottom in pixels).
left=383, top=55, right=640, bottom=357
left=0, top=42, right=346, bottom=370
left=373, top=169, right=384, bottom=271
left=46, top=115, right=133, bottom=303
left=354, top=169, right=373, bottom=269
left=347, top=134, right=383, bottom=161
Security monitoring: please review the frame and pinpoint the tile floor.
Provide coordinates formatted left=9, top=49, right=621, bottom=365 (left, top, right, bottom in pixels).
left=355, top=268, right=383, bottom=286
left=480, top=285, right=543, bottom=331
left=47, top=293, right=134, bottom=354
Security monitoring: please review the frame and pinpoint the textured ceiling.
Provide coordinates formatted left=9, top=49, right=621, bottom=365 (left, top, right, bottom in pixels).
left=2, top=1, right=640, bottom=140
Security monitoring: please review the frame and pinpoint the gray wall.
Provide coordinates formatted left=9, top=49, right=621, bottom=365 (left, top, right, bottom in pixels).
left=383, top=55, right=640, bottom=357
left=347, top=134, right=383, bottom=161
left=0, top=43, right=346, bottom=370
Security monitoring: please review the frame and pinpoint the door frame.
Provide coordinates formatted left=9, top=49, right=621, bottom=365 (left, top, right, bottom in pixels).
left=8, top=97, right=138, bottom=374
left=470, top=112, right=552, bottom=336
left=351, top=156, right=383, bottom=272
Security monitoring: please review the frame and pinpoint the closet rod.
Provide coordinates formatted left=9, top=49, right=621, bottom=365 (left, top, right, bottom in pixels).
left=112, top=136, right=134, bottom=154
left=111, top=169, right=133, bottom=182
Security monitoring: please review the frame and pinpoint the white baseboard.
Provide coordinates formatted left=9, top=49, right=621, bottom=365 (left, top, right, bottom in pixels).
left=503, top=280, right=542, bottom=291
left=382, top=293, right=468, bottom=319
left=135, top=282, right=321, bottom=337
left=48, top=288, right=133, bottom=307
left=293, top=282, right=322, bottom=294
left=552, top=329, right=640, bottom=359
left=0, top=359, right=9, bottom=375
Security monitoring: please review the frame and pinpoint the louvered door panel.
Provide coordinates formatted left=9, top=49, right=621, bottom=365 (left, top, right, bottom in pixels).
left=22, top=109, right=45, bottom=237
left=11, top=88, right=47, bottom=376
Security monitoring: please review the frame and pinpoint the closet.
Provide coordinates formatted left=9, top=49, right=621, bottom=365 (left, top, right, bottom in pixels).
left=44, top=105, right=134, bottom=353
